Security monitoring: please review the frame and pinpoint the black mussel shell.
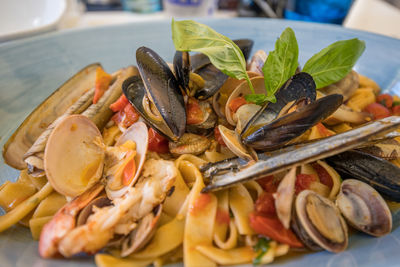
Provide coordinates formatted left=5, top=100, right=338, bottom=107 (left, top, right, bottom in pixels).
left=241, top=72, right=317, bottom=137
left=326, top=150, right=400, bottom=202
left=243, top=94, right=343, bottom=151
left=173, top=51, right=190, bottom=94
left=136, top=47, right=186, bottom=141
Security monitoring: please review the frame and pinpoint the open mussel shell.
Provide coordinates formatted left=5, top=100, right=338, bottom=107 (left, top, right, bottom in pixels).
left=136, top=47, right=186, bottom=141
left=189, top=39, right=254, bottom=100
left=106, top=121, right=148, bottom=200
left=336, top=179, right=392, bottom=237
left=325, top=150, right=400, bottom=201
left=292, top=190, right=348, bottom=253
left=121, top=204, right=163, bottom=257
left=3, top=63, right=101, bottom=170
left=44, top=115, right=105, bottom=197
left=241, top=72, right=317, bottom=138
left=173, top=51, right=191, bottom=93
left=243, top=94, right=343, bottom=151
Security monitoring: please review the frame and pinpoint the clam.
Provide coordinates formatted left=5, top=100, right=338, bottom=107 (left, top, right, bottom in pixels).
left=248, top=50, right=267, bottom=76
left=225, top=76, right=266, bottom=126
left=218, top=125, right=254, bottom=161
left=106, top=121, right=149, bottom=199
left=325, top=150, right=400, bottom=201
left=44, top=115, right=105, bottom=197
left=3, top=63, right=100, bottom=171
left=121, top=204, right=163, bottom=257
left=292, top=190, right=348, bottom=253
left=77, top=196, right=112, bottom=226
left=336, top=179, right=392, bottom=237
left=135, top=46, right=186, bottom=141
left=319, top=70, right=359, bottom=101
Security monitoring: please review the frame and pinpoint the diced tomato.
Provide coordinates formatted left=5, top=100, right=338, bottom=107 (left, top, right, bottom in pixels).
left=228, top=97, right=247, bottom=113
left=393, top=105, right=400, bottom=116
left=111, top=110, right=124, bottom=125
left=122, top=158, right=136, bottom=186
left=110, top=94, right=129, bottom=112
left=315, top=123, right=334, bottom=137
left=148, top=128, right=169, bottom=154
left=295, top=174, right=318, bottom=195
left=186, top=97, right=204, bottom=125
left=93, top=67, right=113, bottom=104
left=122, top=104, right=140, bottom=128
left=377, top=94, right=393, bottom=109
left=364, top=103, right=391, bottom=120
left=249, top=212, right=303, bottom=248
left=311, top=163, right=333, bottom=189
left=190, top=193, right=212, bottom=215
left=214, top=127, right=226, bottom=146
left=216, top=208, right=230, bottom=225
left=257, top=175, right=278, bottom=193
left=255, top=192, right=276, bottom=217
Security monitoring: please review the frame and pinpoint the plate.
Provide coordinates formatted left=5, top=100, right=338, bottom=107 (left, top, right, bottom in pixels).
left=0, top=0, right=66, bottom=42
left=1, top=18, right=400, bottom=267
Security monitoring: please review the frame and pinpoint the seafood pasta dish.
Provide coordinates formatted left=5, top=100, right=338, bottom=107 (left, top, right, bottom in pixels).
left=1, top=19, right=400, bottom=267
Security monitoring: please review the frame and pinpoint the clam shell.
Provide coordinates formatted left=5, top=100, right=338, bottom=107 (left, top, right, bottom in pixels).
left=44, top=115, right=105, bottom=197
left=106, top=121, right=149, bottom=200
left=3, top=63, right=101, bottom=170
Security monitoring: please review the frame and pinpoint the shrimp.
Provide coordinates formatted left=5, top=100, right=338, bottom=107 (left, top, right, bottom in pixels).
left=39, top=183, right=104, bottom=258
left=58, top=159, right=177, bottom=257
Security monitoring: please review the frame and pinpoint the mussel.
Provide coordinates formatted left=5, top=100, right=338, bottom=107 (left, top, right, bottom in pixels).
left=325, top=150, right=400, bottom=201
left=242, top=94, right=343, bottom=150
left=135, top=46, right=186, bottom=141
left=336, top=179, right=392, bottom=237
left=292, top=190, right=348, bottom=253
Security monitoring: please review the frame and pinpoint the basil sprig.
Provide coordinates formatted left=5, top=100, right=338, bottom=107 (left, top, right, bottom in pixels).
left=171, top=19, right=255, bottom=94
left=303, top=38, right=366, bottom=88
left=258, top=27, right=299, bottom=104
left=253, top=237, right=270, bottom=265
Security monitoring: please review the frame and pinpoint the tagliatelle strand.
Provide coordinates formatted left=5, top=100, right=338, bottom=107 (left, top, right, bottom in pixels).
left=229, top=184, right=255, bottom=235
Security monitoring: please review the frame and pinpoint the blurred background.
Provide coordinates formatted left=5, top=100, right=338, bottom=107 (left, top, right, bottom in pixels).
left=1, top=0, right=399, bottom=42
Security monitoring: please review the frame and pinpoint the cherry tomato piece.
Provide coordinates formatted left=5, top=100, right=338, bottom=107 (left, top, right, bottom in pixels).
left=228, top=97, right=247, bottom=113
left=295, top=174, right=318, bottom=195
left=364, top=102, right=391, bottom=119
left=214, top=127, right=226, bottom=146
left=393, top=105, right=400, bottom=116
left=122, top=104, right=140, bottom=128
left=377, top=94, right=393, bottom=108
left=186, top=97, right=204, bottom=125
left=311, top=163, right=333, bottom=189
left=249, top=212, right=304, bottom=248
left=257, top=175, right=278, bottom=193
left=255, top=192, right=276, bottom=217
left=148, top=128, right=169, bottom=154
left=110, top=94, right=129, bottom=112
left=122, top=158, right=136, bottom=186
left=316, top=123, right=334, bottom=137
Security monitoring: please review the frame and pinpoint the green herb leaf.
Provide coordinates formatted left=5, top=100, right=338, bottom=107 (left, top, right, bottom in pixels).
left=303, top=38, right=365, bottom=89
left=245, top=94, right=274, bottom=106
left=171, top=19, right=255, bottom=93
left=262, top=27, right=299, bottom=101
left=253, top=237, right=270, bottom=265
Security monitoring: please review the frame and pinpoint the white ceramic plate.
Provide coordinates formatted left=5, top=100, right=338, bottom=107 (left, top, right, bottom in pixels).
left=0, top=18, right=400, bottom=267
left=0, top=0, right=66, bottom=42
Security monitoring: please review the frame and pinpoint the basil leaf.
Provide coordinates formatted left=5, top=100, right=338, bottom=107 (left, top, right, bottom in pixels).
left=171, top=19, right=255, bottom=93
left=262, top=27, right=299, bottom=103
left=245, top=94, right=274, bottom=106
left=253, top=237, right=270, bottom=265
left=303, top=38, right=365, bottom=89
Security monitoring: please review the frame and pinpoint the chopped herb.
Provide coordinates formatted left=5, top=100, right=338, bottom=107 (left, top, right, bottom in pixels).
left=253, top=237, right=270, bottom=265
